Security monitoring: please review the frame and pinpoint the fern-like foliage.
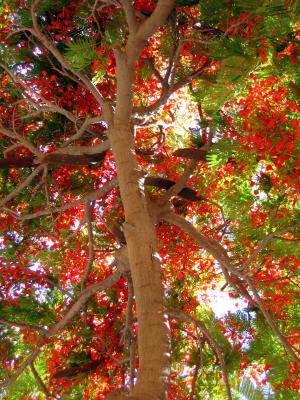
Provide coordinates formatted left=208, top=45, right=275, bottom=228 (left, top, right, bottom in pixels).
left=65, top=38, right=98, bottom=70
left=238, top=378, right=266, bottom=400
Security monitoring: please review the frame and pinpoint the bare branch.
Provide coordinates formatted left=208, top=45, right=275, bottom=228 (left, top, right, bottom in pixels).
left=121, top=273, right=135, bottom=391
left=135, top=0, right=175, bottom=44
left=8, top=177, right=117, bottom=221
left=133, top=61, right=211, bottom=117
left=242, top=276, right=300, bottom=365
left=0, top=165, right=44, bottom=208
left=242, top=224, right=300, bottom=271
left=160, top=160, right=199, bottom=202
left=47, top=271, right=121, bottom=336
left=163, top=212, right=242, bottom=277
left=122, top=274, right=134, bottom=344
left=190, top=345, right=203, bottom=400
left=1, top=339, right=45, bottom=389
left=80, top=201, right=95, bottom=291
left=165, top=213, right=300, bottom=366
left=63, top=116, right=106, bottom=146
left=0, top=124, right=41, bottom=157
left=129, top=340, right=137, bottom=392
left=39, top=139, right=111, bottom=159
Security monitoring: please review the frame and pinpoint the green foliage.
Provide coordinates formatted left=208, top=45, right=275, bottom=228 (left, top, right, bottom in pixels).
left=65, top=38, right=98, bottom=70
left=207, top=138, right=257, bottom=169
left=207, top=138, right=236, bottom=168
left=0, top=296, right=56, bottom=326
left=234, top=0, right=291, bottom=16
left=199, top=0, right=231, bottom=25
left=0, top=0, right=299, bottom=398
left=1, top=369, right=38, bottom=400
left=104, top=11, right=126, bottom=48
left=238, top=378, right=265, bottom=400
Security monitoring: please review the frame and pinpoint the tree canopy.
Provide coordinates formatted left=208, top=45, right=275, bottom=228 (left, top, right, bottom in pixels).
left=0, top=0, right=299, bottom=399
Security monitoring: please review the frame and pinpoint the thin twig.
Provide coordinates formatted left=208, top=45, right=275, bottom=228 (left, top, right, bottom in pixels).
left=5, top=178, right=117, bottom=221
left=80, top=201, right=95, bottom=291
left=242, top=224, right=300, bottom=271
left=0, top=165, right=44, bottom=208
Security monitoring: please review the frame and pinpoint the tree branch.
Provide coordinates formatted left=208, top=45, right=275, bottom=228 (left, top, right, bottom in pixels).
left=163, top=212, right=242, bottom=277
left=0, top=165, right=44, bottom=208
left=80, top=201, right=95, bottom=291
left=133, top=60, right=211, bottom=117
left=6, top=178, right=117, bottom=221
left=160, top=160, right=199, bottom=203
left=168, top=308, right=232, bottom=400
left=39, top=139, right=111, bottom=160
left=0, top=124, right=41, bottom=157
left=241, top=275, right=300, bottom=365
left=165, top=213, right=300, bottom=366
left=135, top=0, right=175, bottom=43
left=1, top=271, right=121, bottom=389
left=121, top=0, right=138, bottom=33
left=30, top=362, right=58, bottom=399
left=30, top=0, right=113, bottom=122
left=242, top=224, right=300, bottom=271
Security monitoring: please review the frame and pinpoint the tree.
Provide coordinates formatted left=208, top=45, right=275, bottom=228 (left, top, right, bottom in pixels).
left=0, top=0, right=299, bottom=399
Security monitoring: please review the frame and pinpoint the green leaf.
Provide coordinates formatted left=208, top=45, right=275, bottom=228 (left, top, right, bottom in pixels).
left=65, top=38, right=98, bottom=70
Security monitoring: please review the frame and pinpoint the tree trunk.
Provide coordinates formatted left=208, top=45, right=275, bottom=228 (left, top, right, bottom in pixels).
left=109, top=52, right=170, bottom=399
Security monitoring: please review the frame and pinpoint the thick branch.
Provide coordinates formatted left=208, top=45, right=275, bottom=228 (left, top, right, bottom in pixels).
left=121, top=0, right=138, bottom=33
left=0, top=151, right=108, bottom=169
left=242, top=276, right=300, bottom=365
left=160, top=160, right=199, bottom=202
left=40, top=139, right=111, bottom=158
left=135, top=0, right=175, bottom=44
left=0, top=156, right=36, bottom=169
left=163, top=212, right=242, bottom=277
left=165, top=213, right=300, bottom=365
